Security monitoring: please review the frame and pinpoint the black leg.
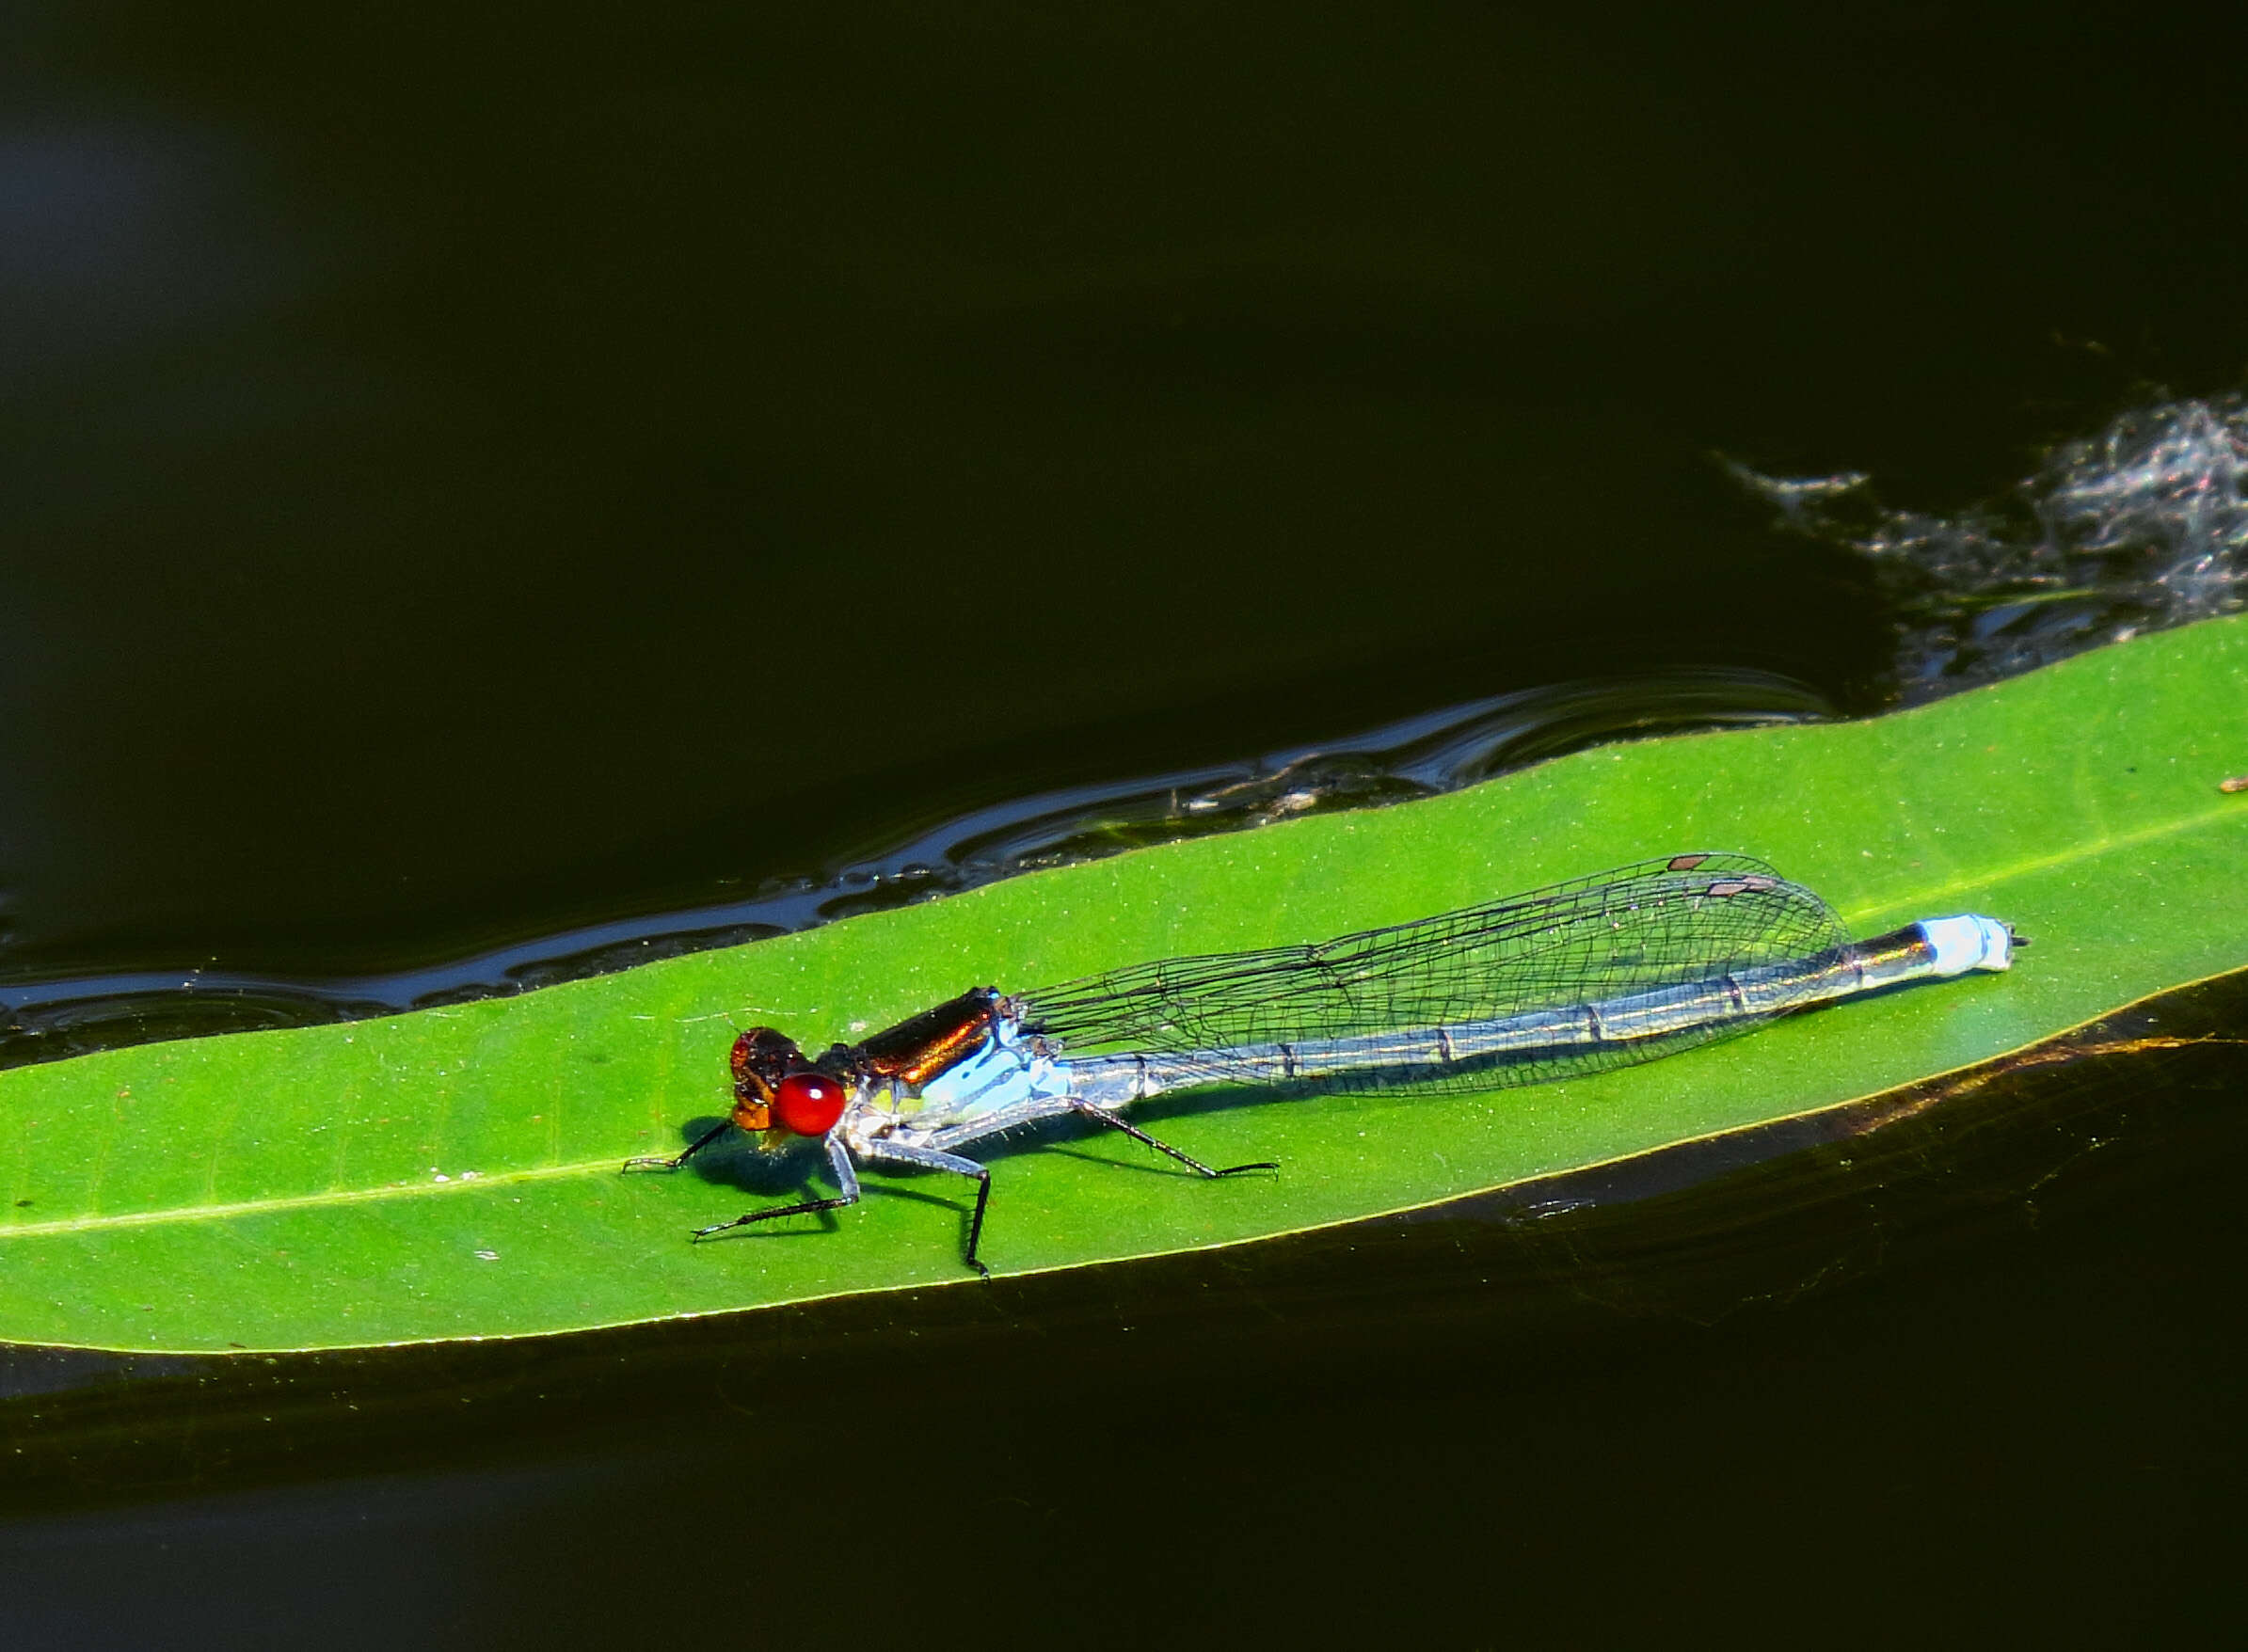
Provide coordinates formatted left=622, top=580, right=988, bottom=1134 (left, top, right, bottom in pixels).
left=692, top=1132, right=864, bottom=1242
left=961, top=1168, right=993, bottom=1279
left=691, top=1192, right=857, bottom=1240
left=621, top=1119, right=734, bottom=1173
left=1067, top=1102, right=1278, bottom=1178
left=857, top=1139, right=996, bottom=1278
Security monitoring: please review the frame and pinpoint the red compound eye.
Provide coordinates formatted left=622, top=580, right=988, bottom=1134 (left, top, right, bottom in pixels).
left=772, top=1071, right=849, bottom=1136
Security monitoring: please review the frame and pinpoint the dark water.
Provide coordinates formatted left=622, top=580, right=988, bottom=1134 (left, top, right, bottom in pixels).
left=3, top=5, right=2246, bottom=1644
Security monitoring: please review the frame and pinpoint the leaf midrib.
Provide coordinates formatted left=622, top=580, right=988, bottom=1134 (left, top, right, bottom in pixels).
left=0, top=1157, right=612, bottom=1240
left=1847, top=796, right=2240, bottom=924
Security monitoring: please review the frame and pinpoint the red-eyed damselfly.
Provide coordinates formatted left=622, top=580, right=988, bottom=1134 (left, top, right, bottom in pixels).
left=623, top=852, right=2017, bottom=1273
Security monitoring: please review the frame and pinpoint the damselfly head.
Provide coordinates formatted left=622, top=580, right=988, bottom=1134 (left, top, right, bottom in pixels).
left=728, top=1027, right=852, bottom=1137
left=728, top=1027, right=800, bottom=1132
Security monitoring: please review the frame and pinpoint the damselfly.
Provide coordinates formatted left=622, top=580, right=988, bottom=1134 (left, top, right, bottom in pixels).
left=623, top=852, right=2017, bottom=1272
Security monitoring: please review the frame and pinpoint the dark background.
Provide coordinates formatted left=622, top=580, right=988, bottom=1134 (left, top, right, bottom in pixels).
left=1, top=4, right=2244, bottom=1644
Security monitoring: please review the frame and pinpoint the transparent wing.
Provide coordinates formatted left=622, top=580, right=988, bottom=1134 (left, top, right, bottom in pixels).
left=1011, top=852, right=1849, bottom=1099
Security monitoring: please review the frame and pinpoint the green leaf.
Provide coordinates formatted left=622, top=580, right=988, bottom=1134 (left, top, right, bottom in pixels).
left=5, top=617, right=2247, bottom=1353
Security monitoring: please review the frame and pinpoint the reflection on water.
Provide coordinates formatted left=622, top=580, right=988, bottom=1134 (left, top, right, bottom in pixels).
left=0, top=116, right=300, bottom=377
left=0, top=666, right=1826, bottom=1062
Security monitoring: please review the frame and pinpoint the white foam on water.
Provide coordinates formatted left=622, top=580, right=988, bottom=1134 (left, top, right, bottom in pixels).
left=1730, top=393, right=2248, bottom=696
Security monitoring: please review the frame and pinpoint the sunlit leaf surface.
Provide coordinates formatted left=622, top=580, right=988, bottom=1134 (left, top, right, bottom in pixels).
left=4, top=618, right=2245, bottom=1352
